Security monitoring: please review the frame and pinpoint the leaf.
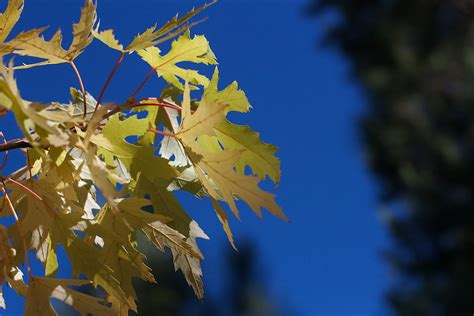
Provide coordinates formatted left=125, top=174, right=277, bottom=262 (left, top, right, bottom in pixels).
left=203, top=67, right=251, bottom=114
left=137, top=30, right=217, bottom=89
left=211, top=197, right=236, bottom=250
left=93, top=1, right=217, bottom=53
left=7, top=0, right=96, bottom=68
left=0, top=61, right=68, bottom=145
left=0, top=224, right=22, bottom=310
left=90, top=203, right=155, bottom=312
left=24, top=277, right=113, bottom=316
left=200, top=69, right=280, bottom=182
left=0, top=0, right=24, bottom=45
left=115, top=199, right=202, bottom=259
left=91, top=27, right=123, bottom=51
left=171, top=220, right=209, bottom=299
left=93, top=114, right=178, bottom=181
left=82, top=107, right=125, bottom=208
left=214, top=120, right=280, bottom=183
left=176, top=82, right=286, bottom=221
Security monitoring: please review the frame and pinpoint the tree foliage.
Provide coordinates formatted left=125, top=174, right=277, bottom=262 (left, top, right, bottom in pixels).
left=311, top=0, right=474, bottom=314
left=0, top=1, right=284, bottom=314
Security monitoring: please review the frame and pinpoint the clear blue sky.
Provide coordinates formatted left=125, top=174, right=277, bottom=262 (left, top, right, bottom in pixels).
left=1, top=0, right=391, bottom=315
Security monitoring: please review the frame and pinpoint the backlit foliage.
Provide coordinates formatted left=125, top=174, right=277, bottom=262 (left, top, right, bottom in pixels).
left=0, top=0, right=284, bottom=314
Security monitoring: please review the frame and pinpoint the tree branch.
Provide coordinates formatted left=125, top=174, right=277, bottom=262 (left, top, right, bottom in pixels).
left=0, top=139, right=32, bottom=152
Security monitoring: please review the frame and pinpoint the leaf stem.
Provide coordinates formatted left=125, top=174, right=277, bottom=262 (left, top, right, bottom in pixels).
left=0, top=139, right=32, bottom=153
left=101, top=99, right=177, bottom=121
left=149, top=129, right=176, bottom=138
left=7, top=178, right=57, bottom=218
left=69, top=61, right=87, bottom=119
left=1, top=183, right=32, bottom=278
left=95, top=52, right=126, bottom=113
left=131, top=102, right=183, bottom=112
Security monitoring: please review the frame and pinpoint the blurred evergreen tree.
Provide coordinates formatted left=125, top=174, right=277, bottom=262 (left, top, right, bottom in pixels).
left=311, top=1, right=474, bottom=315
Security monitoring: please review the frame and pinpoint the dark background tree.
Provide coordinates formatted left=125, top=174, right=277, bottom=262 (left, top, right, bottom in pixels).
left=311, top=1, right=474, bottom=315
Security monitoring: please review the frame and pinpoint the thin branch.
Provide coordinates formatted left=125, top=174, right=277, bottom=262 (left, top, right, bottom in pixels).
left=95, top=52, right=126, bottom=113
left=69, top=61, right=88, bottom=119
left=130, top=67, right=155, bottom=99
left=0, top=139, right=32, bottom=153
left=26, top=149, right=33, bottom=185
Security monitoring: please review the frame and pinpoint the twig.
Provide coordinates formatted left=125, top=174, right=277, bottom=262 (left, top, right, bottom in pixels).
left=0, top=139, right=32, bottom=153
left=69, top=61, right=88, bottom=119
left=130, top=67, right=155, bottom=99
left=95, top=52, right=126, bottom=113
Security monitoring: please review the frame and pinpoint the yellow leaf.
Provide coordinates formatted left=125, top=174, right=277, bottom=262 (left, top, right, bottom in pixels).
left=211, top=198, right=237, bottom=250
left=0, top=0, right=24, bottom=45
left=24, top=277, right=114, bottom=316
left=171, top=220, right=209, bottom=299
left=93, top=1, right=217, bottom=53
left=7, top=0, right=96, bottom=68
left=176, top=82, right=286, bottom=221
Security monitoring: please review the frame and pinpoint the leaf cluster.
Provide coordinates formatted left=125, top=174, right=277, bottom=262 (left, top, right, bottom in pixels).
left=0, top=1, right=284, bottom=314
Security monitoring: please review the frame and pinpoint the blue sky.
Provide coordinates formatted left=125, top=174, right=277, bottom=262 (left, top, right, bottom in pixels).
left=1, top=1, right=391, bottom=315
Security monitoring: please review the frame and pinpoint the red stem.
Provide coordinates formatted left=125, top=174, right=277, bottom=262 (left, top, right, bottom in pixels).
left=7, top=178, right=57, bottom=217
left=95, top=52, right=126, bottom=112
left=149, top=129, right=176, bottom=138
left=130, top=102, right=182, bottom=112
left=130, top=67, right=156, bottom=99
left=69, top=61, right=88, bottom=119
left=7, top=178, right=42, bottom=202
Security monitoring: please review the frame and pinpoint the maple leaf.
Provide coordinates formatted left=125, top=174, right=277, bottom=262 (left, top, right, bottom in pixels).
left=0, top=0, right=23, bottom=45
left=204, top=68, right=280, bottom=183
left=171, top=220, right=209, bottom=299
left=0, top=224, right=24, bottom=310
left=6, top=0, right=96, bottom=69
left=93, top=1, right=217, bottom=53
left=176, top=80, right=286, bottom=221
left=0, top=61, right=70, bottom=145
left=24, top=277, right=113, bottom=316
left=137, top=30, right=217, bottom=89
